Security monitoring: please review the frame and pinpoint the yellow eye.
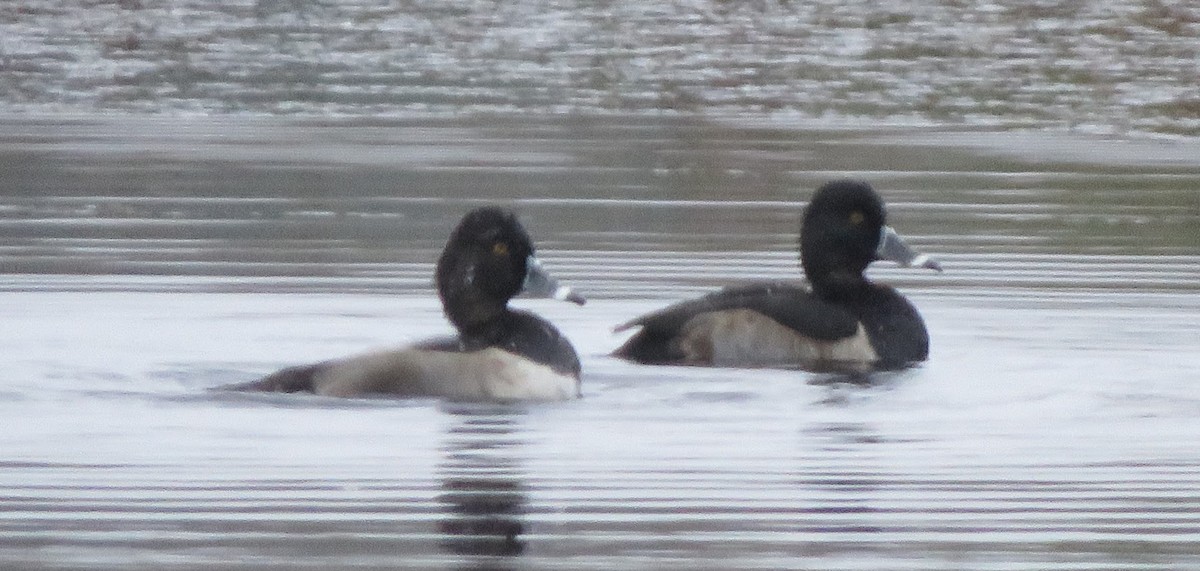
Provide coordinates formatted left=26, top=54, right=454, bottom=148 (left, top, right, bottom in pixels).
left=849, top=210, right=865, bottom=225
left=492, top=242, right=509, bottom=256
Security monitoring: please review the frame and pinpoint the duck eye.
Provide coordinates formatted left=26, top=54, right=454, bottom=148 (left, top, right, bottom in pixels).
left=491, top=242, right=509, bottom=256
left=849, top=210, right=865, bottom=225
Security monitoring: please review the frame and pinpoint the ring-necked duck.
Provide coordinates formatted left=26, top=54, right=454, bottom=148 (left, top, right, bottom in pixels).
left=612, top=179, right=941, bottom=372
left=226, top=207, right=585, bottom=401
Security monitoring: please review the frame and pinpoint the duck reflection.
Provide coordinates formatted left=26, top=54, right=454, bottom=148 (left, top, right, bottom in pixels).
left=799, top=420, right=888, bottom=535
left=436, top=402, right=529, bottom=566
left=807, top=368, right=909, bottom=389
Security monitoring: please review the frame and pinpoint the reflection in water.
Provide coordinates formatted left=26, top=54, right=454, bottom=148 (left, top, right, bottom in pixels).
left=800, top=421, right=887, bottom=535
left=807, top=370, right=911, bottom=407
left=436, top=403, right=529, bottom=566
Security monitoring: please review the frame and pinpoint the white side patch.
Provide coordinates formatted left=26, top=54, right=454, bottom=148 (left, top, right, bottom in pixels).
left=312, top=346, right=578, bottom=402
left=676, top=309, right=877, bottom=369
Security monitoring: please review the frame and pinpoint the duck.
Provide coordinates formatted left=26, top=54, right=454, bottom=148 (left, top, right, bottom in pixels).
left=225, top=207, right=585, bottom=401
left=612, top=179, right=941, bottom=372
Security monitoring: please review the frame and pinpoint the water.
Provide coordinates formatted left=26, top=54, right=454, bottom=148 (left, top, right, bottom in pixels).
left=2, top=2, right=1200, bottom=569
left=2, top=116, right=1198, bottom=570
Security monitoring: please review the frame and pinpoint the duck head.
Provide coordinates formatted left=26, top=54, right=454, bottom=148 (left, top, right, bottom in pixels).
left=800, top=180, right=940, bottom=298
left=436, top=207, right=584, bottom=332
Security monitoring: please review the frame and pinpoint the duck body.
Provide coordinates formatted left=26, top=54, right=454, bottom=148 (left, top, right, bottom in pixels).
left=227, top=207, right=584, bottom=402
left=614, top=281, right=926, bottom=371
left=613, top=179, right=939, bottom=372
left=249, top=308, right=581, bottom=401
left=247, top=346, right=578, bottom=402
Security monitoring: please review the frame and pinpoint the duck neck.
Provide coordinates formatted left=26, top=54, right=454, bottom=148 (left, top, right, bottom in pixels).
left=809, top=270, right=873, bottom=303
left=802, top=241, right=874, bottom=303
left=444, top=302, right=507, bottom=336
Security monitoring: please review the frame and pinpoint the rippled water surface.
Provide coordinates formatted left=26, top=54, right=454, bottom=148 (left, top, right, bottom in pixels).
left=2, top=115, right=1199, bottom=570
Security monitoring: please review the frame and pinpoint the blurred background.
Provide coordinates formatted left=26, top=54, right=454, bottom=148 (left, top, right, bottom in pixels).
left=2, top=0, right=1198, bottom=135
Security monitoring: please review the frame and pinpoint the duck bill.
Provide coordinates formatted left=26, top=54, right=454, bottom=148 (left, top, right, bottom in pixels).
left=876, top=226, right=942, bottom=272
left=522, top=255, right=586, bottom=305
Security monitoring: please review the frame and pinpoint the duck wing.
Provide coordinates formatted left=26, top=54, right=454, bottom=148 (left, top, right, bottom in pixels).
left=612, top=282, right=861, bottom=364
left=616, top=283, right=859, bottom=339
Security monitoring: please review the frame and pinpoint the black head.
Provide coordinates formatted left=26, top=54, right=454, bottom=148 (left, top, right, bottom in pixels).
left=436, top=207, right=583, bottom=333
left=800, top=180, right=887, bottom=295
left=436, top=207, right=536, bottom=332
left=800, top=180, right=940, bottom=299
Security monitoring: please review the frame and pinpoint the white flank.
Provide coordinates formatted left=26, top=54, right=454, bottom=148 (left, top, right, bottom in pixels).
left=311, top=346, right=579, bottom=402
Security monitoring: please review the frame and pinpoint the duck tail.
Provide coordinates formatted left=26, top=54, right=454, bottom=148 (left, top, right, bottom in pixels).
left=611, top=328, right=681, bottom=364
left=218, top=364, right=320, bottom=393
